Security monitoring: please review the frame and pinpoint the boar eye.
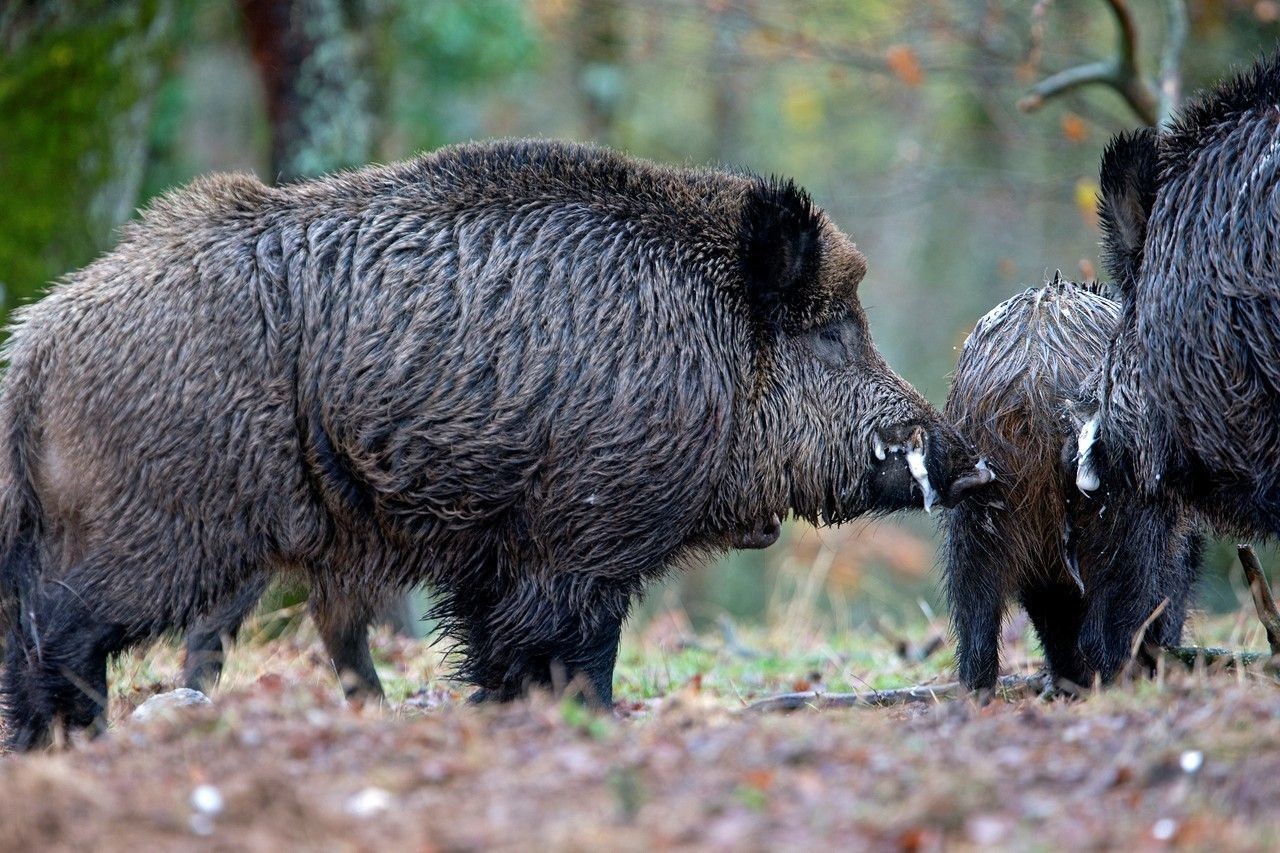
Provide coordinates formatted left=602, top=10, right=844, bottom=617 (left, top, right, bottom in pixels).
left=808, top=320, right=853, bottom=368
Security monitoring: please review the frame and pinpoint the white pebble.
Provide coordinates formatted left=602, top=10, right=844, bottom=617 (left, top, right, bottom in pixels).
left=130, top=688, right=213, bottom=723
left=1152, top=818, right=1178, bottom=841
left=1180, top=750, right=1203, bottom=773
left=346, top=786, right=393, bottom=818
left=191, top=784, right=224, bottom=816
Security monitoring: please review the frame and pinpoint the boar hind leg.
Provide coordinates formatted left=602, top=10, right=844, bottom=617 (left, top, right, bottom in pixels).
left=310, top=598, right=382, bottom=700
left=463, top=576, right=629, bottom=708
left=183, top=575, right=270, bottom=693
left=944, top=508, right=1007, bottom=694
left=2, top=579, right=136, bottom=751
left=1019, top=583, right=1090, bottom=691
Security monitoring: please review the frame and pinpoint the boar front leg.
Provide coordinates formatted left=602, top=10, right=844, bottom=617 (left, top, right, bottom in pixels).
left=944, top=506, right=1007, bottom=696
left=462, top=574, right=630, bottom=708
left=1018, top=582, right=1090, bottom=691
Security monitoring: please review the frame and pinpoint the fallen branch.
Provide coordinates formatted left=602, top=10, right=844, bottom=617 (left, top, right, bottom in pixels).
left=1163, top=646, right=1269, bottom=668
left=742, top=674, right=1046, bottom=714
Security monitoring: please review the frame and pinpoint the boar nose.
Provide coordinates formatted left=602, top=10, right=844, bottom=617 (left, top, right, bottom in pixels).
left=947, top=459, right=996, bottom=501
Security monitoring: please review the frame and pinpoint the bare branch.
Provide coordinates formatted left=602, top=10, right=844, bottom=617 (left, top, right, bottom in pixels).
left=1238, top=544, right=1280, bottom=660
left=1019, top=0, right=1161, bottom=126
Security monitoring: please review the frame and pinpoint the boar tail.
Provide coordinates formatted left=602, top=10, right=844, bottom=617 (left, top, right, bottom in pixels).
left=0, top=347, right=45, bottom=641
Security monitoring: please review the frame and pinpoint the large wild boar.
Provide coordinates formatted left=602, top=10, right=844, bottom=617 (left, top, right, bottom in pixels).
left=944, top=276, right=1201, bottom=694
left=1079, top=55, right=1280, bottom=540
left=0, top=140, right=991, bottom=749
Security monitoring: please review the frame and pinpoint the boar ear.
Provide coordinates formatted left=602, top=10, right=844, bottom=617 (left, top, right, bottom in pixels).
left=1098, top=127, right=1160, bottom=301
left=739, top=176, right=824, bottom=335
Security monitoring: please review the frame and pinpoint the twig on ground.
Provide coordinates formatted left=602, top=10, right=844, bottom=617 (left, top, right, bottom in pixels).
left=1163, top=646, right=1270, bottom=668
left=742, top=674, right=1046, bottom=714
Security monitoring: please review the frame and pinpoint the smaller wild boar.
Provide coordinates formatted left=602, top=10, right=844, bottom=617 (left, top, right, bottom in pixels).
left=944, top=275, right=1201, bottom=694
left=0, top=139, right=993, bottom=750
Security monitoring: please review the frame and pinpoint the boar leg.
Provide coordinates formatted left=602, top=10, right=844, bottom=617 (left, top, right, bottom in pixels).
left=311, top=598, right=382, bottom=700
left=183, top=575, right=270, bottom=693
left=462, top=576, right=629, bottom=707
left=1019, top=582, right=1090, bottom=691
left=944, top=507, right=1007, bottom=694
left=1149, top=531, right=1203, bottom=648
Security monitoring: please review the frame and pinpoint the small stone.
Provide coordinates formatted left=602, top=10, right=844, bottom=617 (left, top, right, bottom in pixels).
left=966, top=815, right=1010, bottom=846
left=345, top=786, right=393, bottom=818
left=1152, top=818, right=1178, bottom=841
left=1179, top=750, right=1204, bottom=773
left=190, top=784, right=224, bottom=816
left=130, top=688, right=212, bottom=723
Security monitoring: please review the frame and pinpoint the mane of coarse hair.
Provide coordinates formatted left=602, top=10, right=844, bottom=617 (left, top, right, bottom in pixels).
left=1163, top=50, right=1280, bottom=175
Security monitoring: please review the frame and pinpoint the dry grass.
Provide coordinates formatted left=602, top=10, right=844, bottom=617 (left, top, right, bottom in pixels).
left=1, top=602, right=1279, bottom=851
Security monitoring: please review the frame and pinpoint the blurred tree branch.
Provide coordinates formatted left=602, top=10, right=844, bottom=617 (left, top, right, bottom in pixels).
left=1019, top=0, right=1187, bottom=127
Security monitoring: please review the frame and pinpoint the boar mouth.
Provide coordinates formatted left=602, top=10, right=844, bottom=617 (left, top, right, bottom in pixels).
left=730, top=512, right=782, bottom=549
left=870, top=427, right=996, bottom=513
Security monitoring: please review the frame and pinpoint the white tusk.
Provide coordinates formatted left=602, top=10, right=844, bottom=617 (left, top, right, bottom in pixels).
left=873, top=434, right=887, bottom=461
left=906, top=446, right=940, bottom=514
left=1075, top=415, right=1101, bottom=493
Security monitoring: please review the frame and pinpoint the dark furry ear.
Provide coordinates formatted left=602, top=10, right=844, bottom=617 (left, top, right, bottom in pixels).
left=739, top=177, right=824, bottom=335
left=1098, top=128, right=1160, bottom=300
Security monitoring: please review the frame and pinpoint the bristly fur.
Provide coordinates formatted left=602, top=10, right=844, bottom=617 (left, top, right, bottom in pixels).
left=739, top=176, right=824, bottom=336
left=1162, top=51, right=1280, bottom=177
left=1089, top=50, right=1280, bottom=539
left=0, top=138, right=980, bottom=748
left=1098, top=128, right=1160, bottom=299
left=944, top=277, right=1200, bottom=692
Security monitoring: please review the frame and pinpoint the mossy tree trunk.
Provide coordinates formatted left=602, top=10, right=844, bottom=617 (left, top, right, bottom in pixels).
left=0, top=0, right=172, bottom=319
left=237, top=0, right=374, bottom=182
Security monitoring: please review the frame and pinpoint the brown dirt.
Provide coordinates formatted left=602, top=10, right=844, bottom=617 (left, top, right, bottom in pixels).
left=2, top=624, right=1279, bottom=851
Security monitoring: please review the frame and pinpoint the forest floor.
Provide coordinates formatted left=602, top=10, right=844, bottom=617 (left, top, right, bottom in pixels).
left=2, top=606, right=1279, bottom=851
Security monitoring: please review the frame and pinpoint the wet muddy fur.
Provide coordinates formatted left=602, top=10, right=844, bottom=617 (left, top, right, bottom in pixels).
left=944, top=278, right=1201, bottom=693
left=1090, top=54, right=1280, bottom=537
left=0, top=140, right=988, bottom=749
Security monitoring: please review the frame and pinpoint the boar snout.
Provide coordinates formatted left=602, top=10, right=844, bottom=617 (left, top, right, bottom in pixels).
left=869, top=423, right=994, bottom=513
left=730, top=512, right=783, bottom=550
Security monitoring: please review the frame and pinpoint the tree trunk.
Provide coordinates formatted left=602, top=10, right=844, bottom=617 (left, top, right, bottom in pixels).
left=237, top=0, right=374, bottom=182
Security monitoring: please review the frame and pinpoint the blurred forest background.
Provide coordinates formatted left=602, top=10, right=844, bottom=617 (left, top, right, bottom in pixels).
left=2, top=0, right=1278, bottom=635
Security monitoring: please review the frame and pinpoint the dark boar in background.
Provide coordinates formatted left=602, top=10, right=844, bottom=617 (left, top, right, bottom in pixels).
left=944, top=275, right=1200, bottom=693
left=1081, top=54, right=1280, bottom=539
left=0, top=139, right=991, bottom=749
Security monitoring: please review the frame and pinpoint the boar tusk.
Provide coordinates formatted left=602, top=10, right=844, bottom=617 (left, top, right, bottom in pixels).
left=1075, top=415, right=1101, bottom=493
left=905, top=446, right=940, bottom=514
